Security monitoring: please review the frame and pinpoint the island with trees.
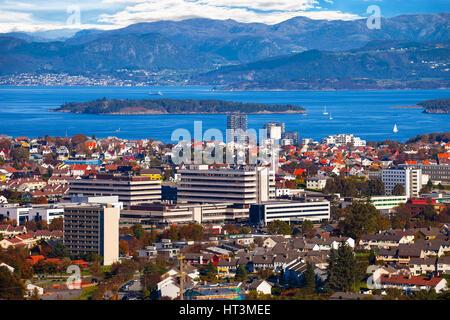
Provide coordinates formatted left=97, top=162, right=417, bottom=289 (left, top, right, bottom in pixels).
left=52, top=98, right=306, bottom=115
left=418, top=98, right=450, bottom=114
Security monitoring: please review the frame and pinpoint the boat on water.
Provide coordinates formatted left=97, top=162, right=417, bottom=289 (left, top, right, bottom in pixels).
left=393, top=124, right=398, bottom=133
left=329, top=114, right=333, bottom=120
left=116, top=128, right=121, bottom=133
left=322, top=106, right=329, bottom=115
left=149, top=91, right=162, bottom=96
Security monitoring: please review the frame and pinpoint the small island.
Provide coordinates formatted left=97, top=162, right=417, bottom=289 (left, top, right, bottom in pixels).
left=52, top=98, right=306, bottom=115
left=418, top=98, right=450, bottom=114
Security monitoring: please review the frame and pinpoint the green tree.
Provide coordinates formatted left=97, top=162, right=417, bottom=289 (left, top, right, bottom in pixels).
left=338, top=202, right=381, bottom=239
left=199, top=262, right=217, bottom=281
left=267, top=220, right=292, bottom=235
left=235, top=265, right=247, bottom=281
left=368, top=250, right=377, bottom=264
left=11, top=147, right=29, bottom=163
left=131, top=224, right=145, bottom=240
left=301, top=220, right=314, bottom=234
left=0, top=266, right=25, bottom=300
left=325, top=244, right=364, bottom=292
left=89, top=261, right=104, bottom=279
left=392, top=184, right=405, bottom=196
left=303, top=262, right=316, bottom=292
left=368, top=179, right=385, bottom=196
left=48, top=242, right=69, bottom=258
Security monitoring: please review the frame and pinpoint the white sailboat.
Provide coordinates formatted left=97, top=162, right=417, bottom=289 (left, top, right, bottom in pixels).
left=329, top=114, right=333, bottom=120
left=116, top=128, right=121, bottom=133
left=322, top=106, right=329, bottom=115
left=393, top=124, right=398, bottom=133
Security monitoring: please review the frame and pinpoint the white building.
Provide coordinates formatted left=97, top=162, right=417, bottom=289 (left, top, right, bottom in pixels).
left=246, top=280, right=272, bottom=295
left=366, top=195, right=408, bottom=214
left=249, top=200, right=330, bottom=226
left=322, top=134, right=366, bottom=147
left=28, top=206, right=64, bottom=223
left=0, top=204, right=31, bottom=225
left=178, top=166, right=275, bottom=204
left=381, top=168, right=423, bottom=199
left=306, top=176, right=329, bottom=190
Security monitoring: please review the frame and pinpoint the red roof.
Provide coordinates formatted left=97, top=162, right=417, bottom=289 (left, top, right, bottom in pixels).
left=26, top=255, right=45, bottom=265
left=380, top=274, right=445, bottom=287
left=294, top=169, right=306, bottom=176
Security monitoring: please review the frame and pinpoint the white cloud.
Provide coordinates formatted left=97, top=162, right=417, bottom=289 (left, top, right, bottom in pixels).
left=0, top=0, right=362, bottom=33
left=99, top=0, right=361, bottom=26
left=0, top=10, right=33, bottom=23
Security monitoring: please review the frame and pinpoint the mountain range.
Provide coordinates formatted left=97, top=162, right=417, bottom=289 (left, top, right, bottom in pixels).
left=0, top=13, right=449, bottom=89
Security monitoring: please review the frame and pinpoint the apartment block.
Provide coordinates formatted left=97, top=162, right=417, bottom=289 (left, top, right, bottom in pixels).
left=382, top=168, right=423, bottom=198
left=249, top=200, right=330, bottom=227
left=399, top=163, right=450, bottom=185
left=178, top=167, right=275, bottom=204
left=121, top=202, right=249, bottom=226
left=68, top=174, right=161, bottom=207
left=63, top=203, right=119, bottom=266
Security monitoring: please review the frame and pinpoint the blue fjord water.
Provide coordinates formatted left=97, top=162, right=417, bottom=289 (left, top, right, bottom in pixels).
left=0, top=86, right=448, bottom=143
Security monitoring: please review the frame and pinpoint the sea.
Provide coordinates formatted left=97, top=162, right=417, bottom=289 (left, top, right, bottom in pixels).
left=0, top=86, right=449, bottom=143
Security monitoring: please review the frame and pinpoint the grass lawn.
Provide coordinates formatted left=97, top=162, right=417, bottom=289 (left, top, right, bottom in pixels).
left=73, top=285, right=98, bottom=300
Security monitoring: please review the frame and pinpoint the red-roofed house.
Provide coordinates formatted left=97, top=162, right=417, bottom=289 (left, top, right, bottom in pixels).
left=293, top=169, right=306, bottom=177
left=377, top=274, right=447, bottom=293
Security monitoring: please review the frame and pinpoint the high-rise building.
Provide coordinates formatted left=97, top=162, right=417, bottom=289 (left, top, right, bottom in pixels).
left=68, top=174, right=161, bottom=207
left=381, top=168, right=423, bottom=198
left=282, top=131, right=299, bottom=145
left=227, top=113, right=248, bottom=142
left=263, top=122, right=285, bottom=140
left=63, top=203, right=119, bottom=266
left=178, top=166, right=275, bottom=204
left=227, top=113, right=247, bottom=132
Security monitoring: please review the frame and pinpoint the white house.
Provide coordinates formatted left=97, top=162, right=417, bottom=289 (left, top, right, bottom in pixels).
left=247, top=280, right=272, bottom=295
left=157, top=276, right=180, bottom=299
left=0, top=262, right=14, bottom=273
left=26, top=283, right=44, bottom=297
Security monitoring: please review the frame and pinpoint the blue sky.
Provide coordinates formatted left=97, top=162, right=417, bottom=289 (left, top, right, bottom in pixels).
left=0, top=0, right=448, bottom=33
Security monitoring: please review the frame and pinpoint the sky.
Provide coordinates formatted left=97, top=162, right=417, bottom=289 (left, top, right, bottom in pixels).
left=0, top=0, right=448, bottom=34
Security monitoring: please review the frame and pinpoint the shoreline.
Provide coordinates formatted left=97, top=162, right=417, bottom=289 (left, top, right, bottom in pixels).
left=51, top=110, right=307, bottom=115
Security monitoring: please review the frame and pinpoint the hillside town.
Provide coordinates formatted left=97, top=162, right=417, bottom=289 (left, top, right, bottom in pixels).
left=0, top=119, right=449, bottom=300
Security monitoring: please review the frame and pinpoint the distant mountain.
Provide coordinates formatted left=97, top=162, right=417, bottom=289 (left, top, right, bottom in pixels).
left=0, top=13, right=449, bottom=89
left=0, top=33, right=217, bottom=75
left=196, top=40, right=450, bottom=90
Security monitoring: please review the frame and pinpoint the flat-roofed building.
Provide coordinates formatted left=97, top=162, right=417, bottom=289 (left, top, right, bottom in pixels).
left=249, top=200, right=330, bottom=227
left=63, top=203, right=119, bottom=266
left=399, top=163, right=450, bottom=185
left=121, top=202, right=250, bottom=226
left=178, top=167, right=275, bottom=204
left=366, top=195, right=408, bottom=214
left=381, top=168, right=423, bottom=199
left=68, top=174, right=161, bottom=207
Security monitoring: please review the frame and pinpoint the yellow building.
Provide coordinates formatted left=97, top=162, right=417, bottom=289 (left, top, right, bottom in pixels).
left=140, top=169, right=163, bottom=180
